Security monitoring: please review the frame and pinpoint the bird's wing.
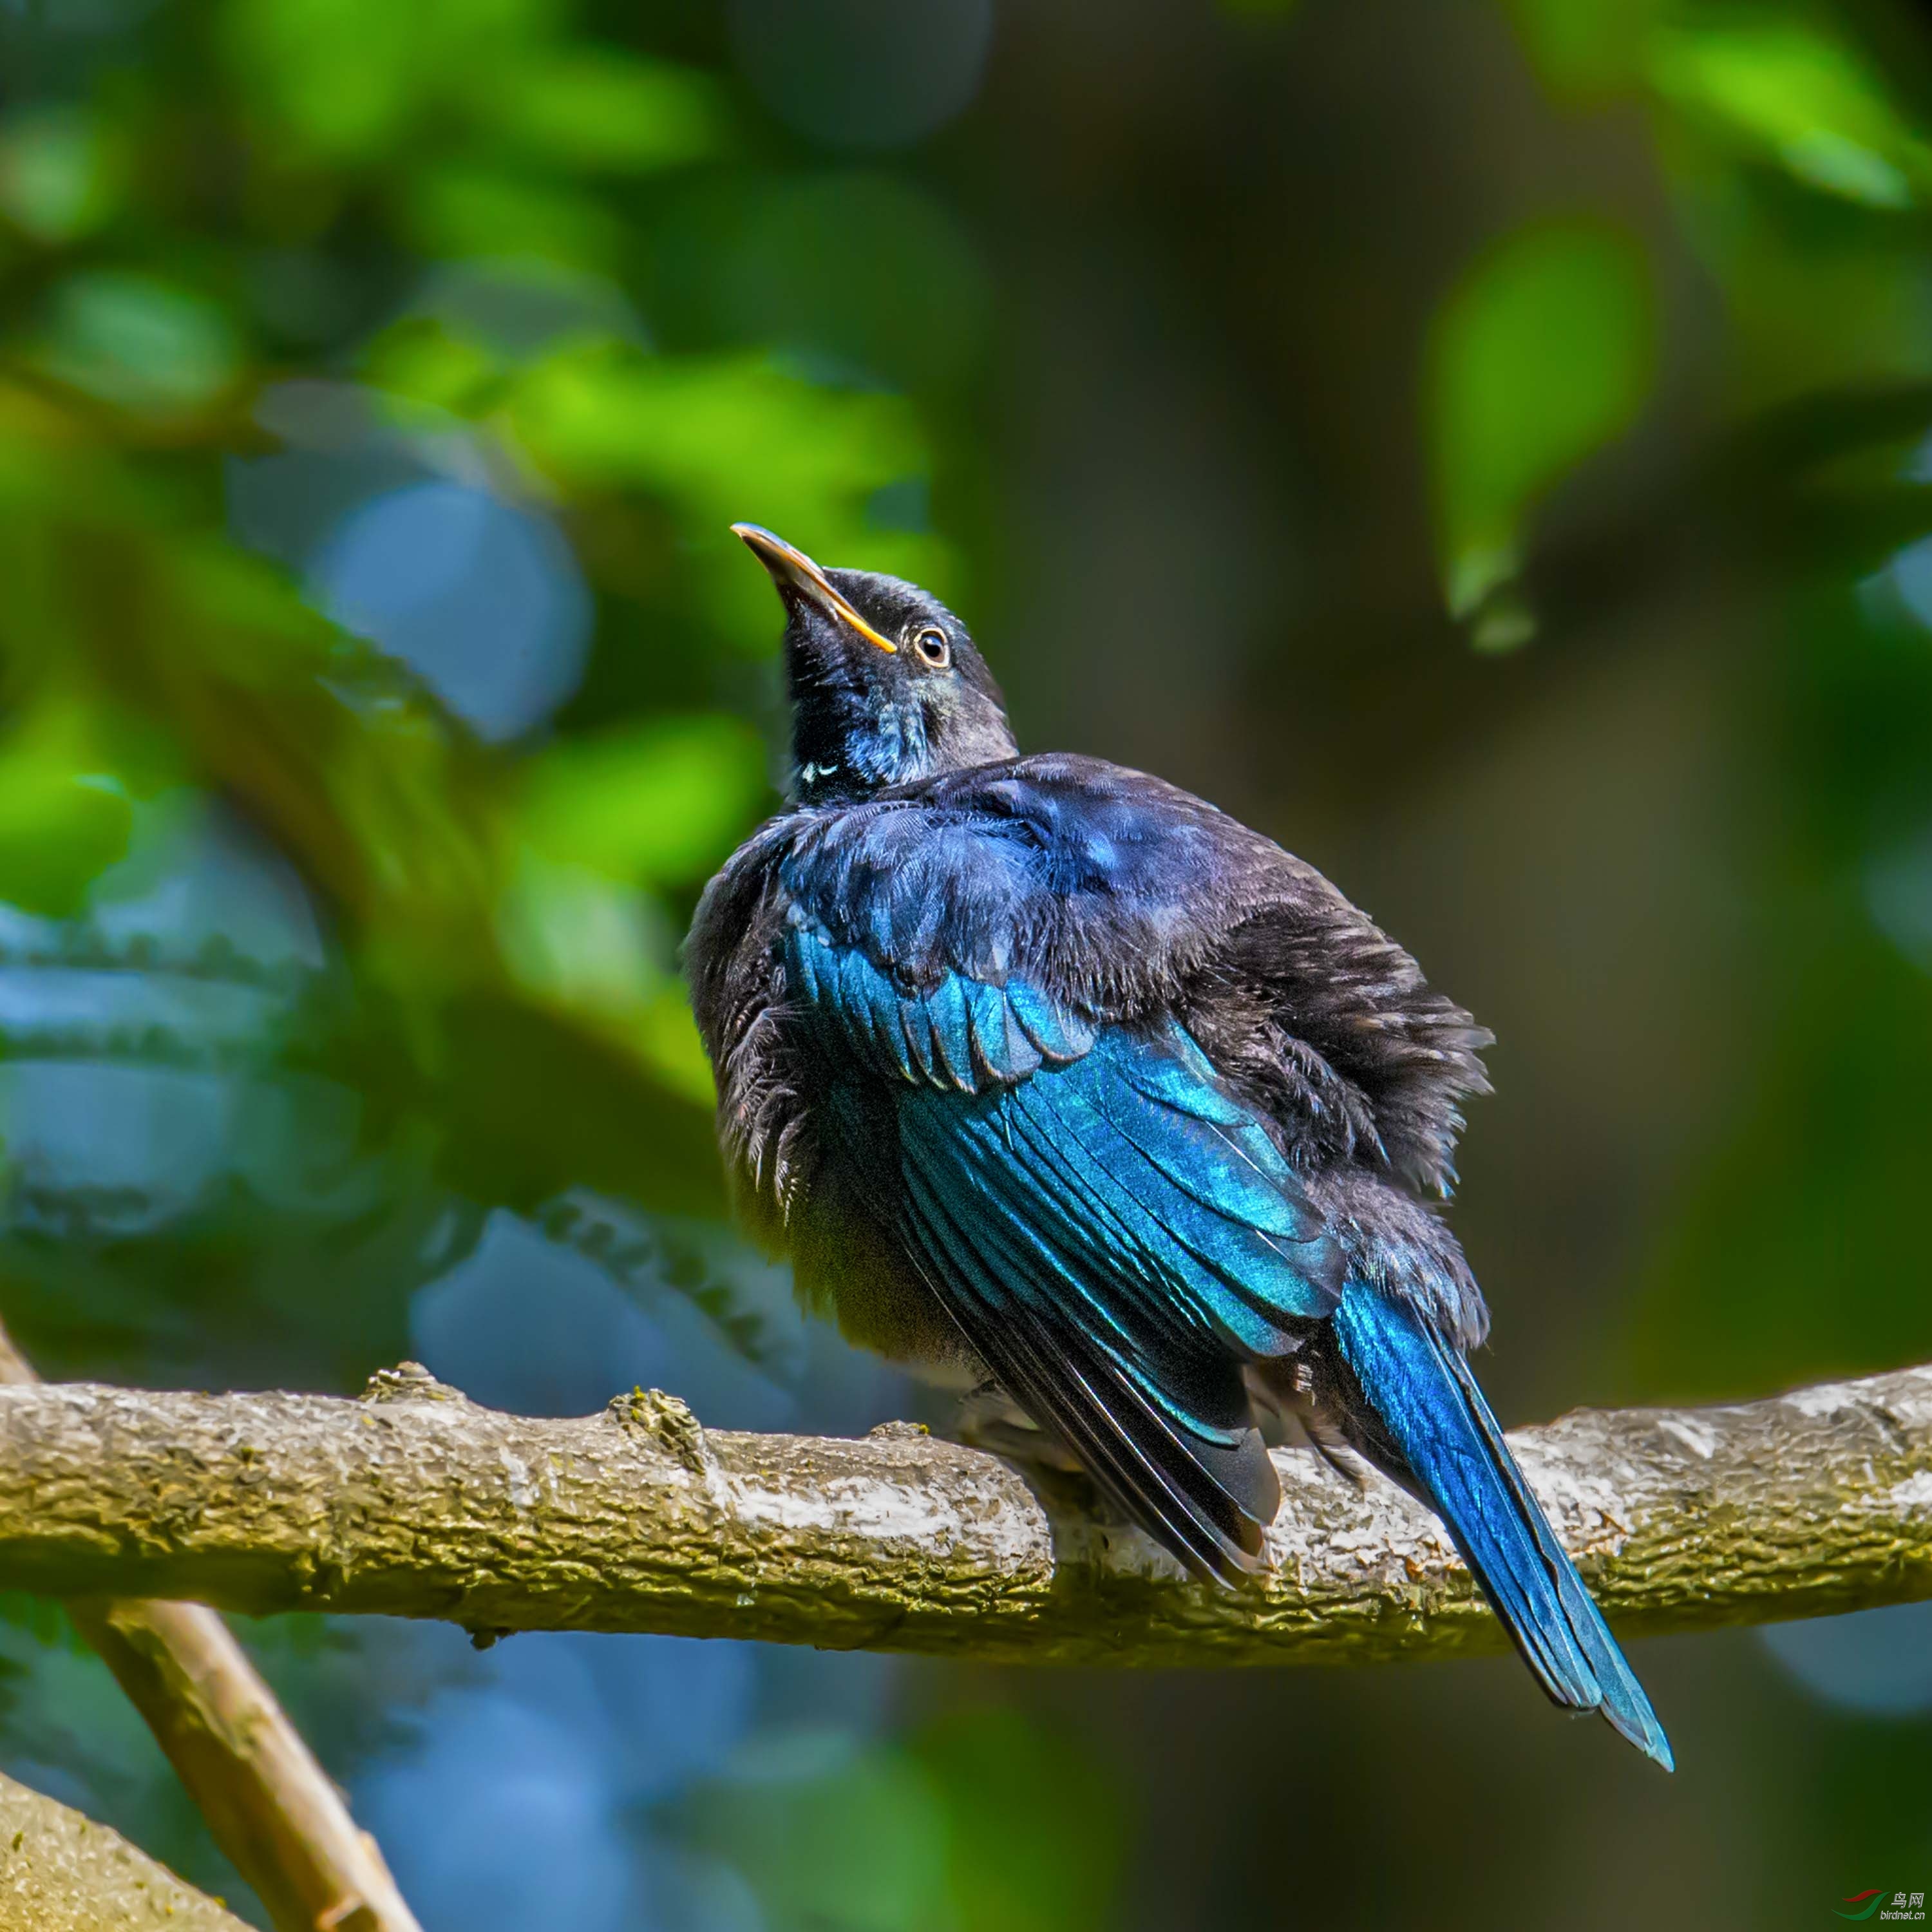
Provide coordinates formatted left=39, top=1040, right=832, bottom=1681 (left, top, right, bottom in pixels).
left=771, top=754, right=1490, bottom=1195
left=784, top=923, right=1342, bottom=1580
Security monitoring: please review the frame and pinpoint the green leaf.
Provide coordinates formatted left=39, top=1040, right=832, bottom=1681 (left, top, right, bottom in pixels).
left=496, top=848, right=674, bottom=1021
left=35, top=272, right=242, bottom=415
left=358, top=315, right=507, bottom=415
left=0, top=710, right=137, bottom=920
left=222, top=0, right=547, bottom=164
left=399, top=166, right=629, bottom=272
left=482, top=52, right=726, bottom=175
left=223, top=0, right=429, bottom=162
left=496, top=716, right=768, bottom=1106
left=0, top=775, right=130, bottom=920
left=1651, top=19, right=1932, bottom=210
left=1427, top=218, right=1656, bottom=627
left=0, top=108, right=126, bottom=245
left=517, top=713, right=770, bottom=888
left=507, top=343, right=951, bottom=636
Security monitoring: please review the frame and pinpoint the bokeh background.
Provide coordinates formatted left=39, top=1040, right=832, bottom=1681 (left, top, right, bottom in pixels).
left=1, top=0, right=1929, bottom=1925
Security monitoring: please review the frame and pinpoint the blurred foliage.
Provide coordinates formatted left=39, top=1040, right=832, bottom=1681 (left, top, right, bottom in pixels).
left=0, top=0, right=957, bottom=1392
left=1429, top=218, right=1657, bottom=641
left=1436, top=0, right=1932, bottom=634
left=0, top=0, right=1000, bottom=1906
left=1650, top=17, right=1932, bottom=209
left=685, top=1708, right=1126, bottom=1932
left=1419, top=0, right=1932, bottom=1409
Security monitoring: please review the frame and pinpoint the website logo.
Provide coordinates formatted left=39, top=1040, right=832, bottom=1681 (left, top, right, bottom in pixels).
left=1837, top=1892, right=1927, bottom=1923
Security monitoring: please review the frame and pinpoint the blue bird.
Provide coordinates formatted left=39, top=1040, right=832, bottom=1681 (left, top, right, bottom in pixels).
left=688, top=524, right=1671, bottom=1770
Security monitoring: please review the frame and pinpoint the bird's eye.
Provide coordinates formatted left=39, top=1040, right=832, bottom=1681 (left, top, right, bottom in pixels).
left=912, top=626, right=951, bottom=669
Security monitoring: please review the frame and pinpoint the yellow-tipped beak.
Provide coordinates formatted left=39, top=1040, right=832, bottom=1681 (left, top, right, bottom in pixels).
left=731, top=523, right=898, bottom=653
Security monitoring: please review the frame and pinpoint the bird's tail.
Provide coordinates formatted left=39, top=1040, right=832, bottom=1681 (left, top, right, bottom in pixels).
left=1330, top=1282, right=1673, bottom=1771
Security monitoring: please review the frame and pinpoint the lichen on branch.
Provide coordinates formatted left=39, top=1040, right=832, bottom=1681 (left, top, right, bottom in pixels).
left=0, top=1359, right=1928, bottom=1668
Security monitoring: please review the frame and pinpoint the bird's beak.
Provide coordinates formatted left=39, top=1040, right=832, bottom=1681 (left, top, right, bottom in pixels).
left=731, top=524, right=898, bottom=654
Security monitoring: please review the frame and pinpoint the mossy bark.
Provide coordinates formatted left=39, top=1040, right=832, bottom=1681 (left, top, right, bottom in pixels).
left=0, top=1358, right=1927, bottom=1666
left=0, top=1769, right=254, bottom=1932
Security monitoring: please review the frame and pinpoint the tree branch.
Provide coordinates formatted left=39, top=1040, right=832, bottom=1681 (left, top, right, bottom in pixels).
left=0, top=1325, right=422, bottom=1932
left=0, top=1766, right=254, bottom=1931
left=0, top=1359, right=1927, bottom=1665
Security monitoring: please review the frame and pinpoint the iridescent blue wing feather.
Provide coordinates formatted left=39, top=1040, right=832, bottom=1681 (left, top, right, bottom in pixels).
left=781, top=924, right=1341, bottom=1577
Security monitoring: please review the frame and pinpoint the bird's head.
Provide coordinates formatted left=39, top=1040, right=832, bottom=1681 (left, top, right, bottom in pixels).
left=733, top=524, right=1017, bottom=804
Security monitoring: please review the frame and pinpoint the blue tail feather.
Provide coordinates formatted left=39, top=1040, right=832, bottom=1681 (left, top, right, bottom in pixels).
left=1331, top=1284, right=1673, bottom=1772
